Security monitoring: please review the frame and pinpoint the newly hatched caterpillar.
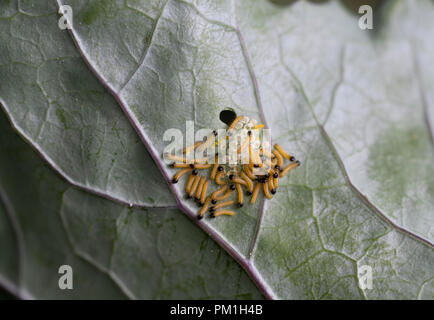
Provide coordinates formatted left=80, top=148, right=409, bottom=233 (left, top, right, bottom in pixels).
left=166, top=110, right=300, bottom=219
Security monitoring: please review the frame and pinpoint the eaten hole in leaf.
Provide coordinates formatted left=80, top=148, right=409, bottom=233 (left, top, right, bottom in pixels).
left=219, top=109, right=237, bottom=126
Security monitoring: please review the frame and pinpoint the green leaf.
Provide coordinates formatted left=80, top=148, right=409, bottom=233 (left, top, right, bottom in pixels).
left=1, top=0, right=433, bottom=299
left=56, top=0, right=433, bottom=299
left=0, top=110, right=263, bottom=299
left=0, top=188, right=19, bottom=292
left=0, top=0, right=174, bottom=207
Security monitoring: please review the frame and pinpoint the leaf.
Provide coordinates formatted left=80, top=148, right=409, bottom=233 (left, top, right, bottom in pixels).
left=53, top=0, right=434, bottom=299
left=0, top=110, right=263, bottom=299
left=0, top=187, right=19, bottom=292
left=0, top=0, right=174, bottom=207
left=1, top=0, right=433, bottom=299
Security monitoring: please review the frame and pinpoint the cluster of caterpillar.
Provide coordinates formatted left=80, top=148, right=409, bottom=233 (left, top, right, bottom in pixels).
left=166, top=115, right=300, bottom=219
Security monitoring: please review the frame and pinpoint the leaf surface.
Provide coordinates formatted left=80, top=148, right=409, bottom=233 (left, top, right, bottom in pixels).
left=0, top=110, right=263, bottom=299
left=0, top=0, right=433, bottom=299
left=58, top=0, right=434, bottom=299
left=0, top=0, right=174, bottom=207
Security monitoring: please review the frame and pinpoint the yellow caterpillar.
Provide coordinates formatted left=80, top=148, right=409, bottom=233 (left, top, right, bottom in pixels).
left=166, top=111, right=300, bottom=219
